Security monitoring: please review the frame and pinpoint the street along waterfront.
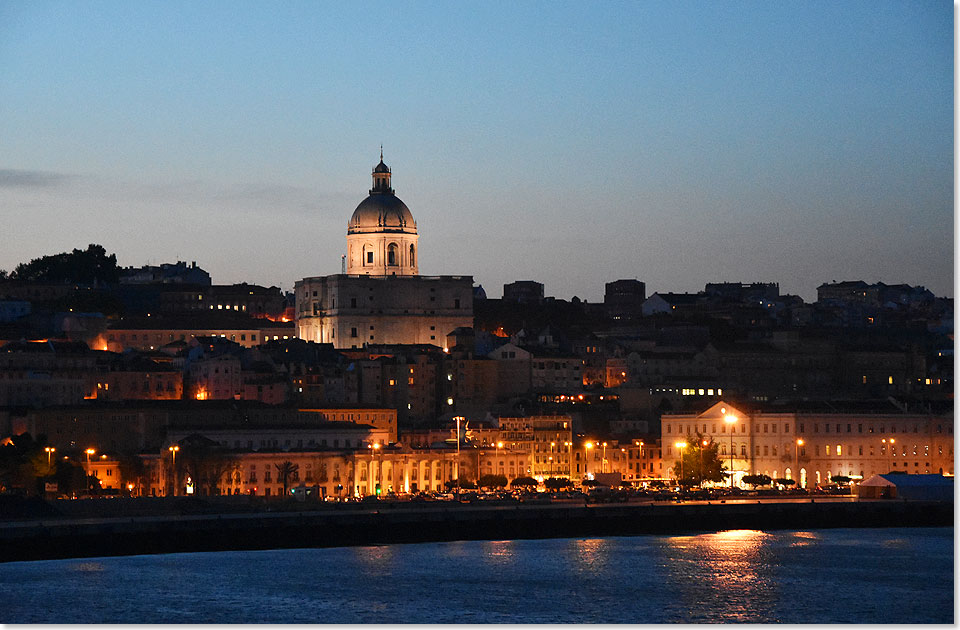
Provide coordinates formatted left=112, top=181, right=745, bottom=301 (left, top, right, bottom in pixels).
left=1, top=527, right=952, bottom=623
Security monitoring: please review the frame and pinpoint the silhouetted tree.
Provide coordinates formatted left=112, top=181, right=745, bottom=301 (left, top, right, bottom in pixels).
left=510, top=476, right=538, bottom=488
left=275, top=461, right=299, bottom=497
left=742, top=474, right=773, bottom=488
left=177, top=435, right=238, bottom=496
left=544, top=477, right=572, bottom=490
left=10, top=244, right=119, bottom=286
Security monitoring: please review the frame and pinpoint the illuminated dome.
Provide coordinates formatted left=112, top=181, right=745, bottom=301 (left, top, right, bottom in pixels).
left=345, top=152, right=419, bottom=276
left=347, top=154, right=417, bottom=235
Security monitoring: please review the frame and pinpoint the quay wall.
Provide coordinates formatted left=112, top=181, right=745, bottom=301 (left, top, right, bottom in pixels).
left=0, top=500, right=951, bottom=563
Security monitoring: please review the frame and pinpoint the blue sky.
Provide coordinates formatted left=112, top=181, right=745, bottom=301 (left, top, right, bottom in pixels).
left=0, top=1, right=953, bottom=302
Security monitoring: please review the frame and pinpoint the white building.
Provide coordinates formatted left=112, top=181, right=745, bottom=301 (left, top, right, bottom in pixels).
left=296, top=155, right=474, bottom=349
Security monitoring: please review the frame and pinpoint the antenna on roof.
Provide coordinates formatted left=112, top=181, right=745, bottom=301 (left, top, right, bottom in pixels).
left=380, top=145, right=383, bottom=161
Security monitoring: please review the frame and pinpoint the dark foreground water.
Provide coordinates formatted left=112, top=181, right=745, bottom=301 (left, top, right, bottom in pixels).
left=1, top=527, right=952, bottom=624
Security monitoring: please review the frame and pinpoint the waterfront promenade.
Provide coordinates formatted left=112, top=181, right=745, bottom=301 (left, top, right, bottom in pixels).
left=0, top=496, right=951, bottom=563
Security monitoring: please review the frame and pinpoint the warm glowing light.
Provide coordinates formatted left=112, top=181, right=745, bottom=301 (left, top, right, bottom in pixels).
left=497, top=442, right=503, bottom=449
left=675, top=441, right=687, bottom=449
left=85, top=448, right=96, bottom=456
left=796, top=439, right=804, bottom=446
left=168, top=445, right=179, bottom=453
left=195, top=387, right=209, bottom=401
left=725, top=415, right=738, bottom=425
left=585, top=442, right=594, bottom=450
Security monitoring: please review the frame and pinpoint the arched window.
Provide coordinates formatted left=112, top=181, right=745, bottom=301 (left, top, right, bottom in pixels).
left=409, top=244, right=415, bottom=267
left=387, top=243, right=398, bottom=266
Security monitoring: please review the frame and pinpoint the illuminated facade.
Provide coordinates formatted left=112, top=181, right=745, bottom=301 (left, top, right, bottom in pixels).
left=295, top=155, right=473, bottom=349
left=662, top=401, right=954, bottom=488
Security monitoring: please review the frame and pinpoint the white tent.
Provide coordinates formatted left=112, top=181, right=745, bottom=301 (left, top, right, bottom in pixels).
left=858, top=474, right=953, bottom=501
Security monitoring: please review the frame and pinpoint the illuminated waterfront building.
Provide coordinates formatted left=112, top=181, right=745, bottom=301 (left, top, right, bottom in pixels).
left=662, top=401, right=954, bottom=488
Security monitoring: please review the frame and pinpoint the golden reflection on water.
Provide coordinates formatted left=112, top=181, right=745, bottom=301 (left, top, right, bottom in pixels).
left=571, top=538, right=610, bottom=574
left=480, top=540, right=516, bottom=567
left=352, top=545, right=396, bottom=575
left=664, top=529, right=776, bottom=619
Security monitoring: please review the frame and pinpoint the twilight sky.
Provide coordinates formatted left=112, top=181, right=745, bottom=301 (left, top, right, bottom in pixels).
left=0, top=2, right=953, bottom=303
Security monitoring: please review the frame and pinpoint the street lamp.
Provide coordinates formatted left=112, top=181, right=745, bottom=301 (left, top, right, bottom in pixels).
left=584, top=441, right=594, bottom=478
left=795, top=439, right=804, bottom=488
left=453, top=416, right=464, bottom=495
left=675, top=442, right=687, bottom=488
left=45, top=446, right=56, bottom=469
left=700, top=439, right=708, bottom=488
left=564, top=441, right=573, bottom=478
left=372, top=442, right=382, bottom=496
left=168, top=445, right=179, bottom=496
left=724, top=415, right=737, bottom=489
left=601, top=442, right=608, bottom=473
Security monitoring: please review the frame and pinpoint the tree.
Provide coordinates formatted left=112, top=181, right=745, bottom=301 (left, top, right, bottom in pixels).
left=10, top=244, right=119, bottom=286
left=831, top=475, right=852, bottom=485
left=177, top=434, right=238, bottom=496
left=544, top=477, right=572, bottom=490
left=117, top=452, right=147, bottom=496
left=275, top=461, right=299, bottom=498
left=510, top=476, right=538, bottom=489
left=775, top=478, right=795, bottom=486
left=0, top=433, right=48, bottom=496
left=742, top=474, right=773, bottom=488
left=477, top=473, right=508, bottom=489
left=672, top=433, right=727, bottom=487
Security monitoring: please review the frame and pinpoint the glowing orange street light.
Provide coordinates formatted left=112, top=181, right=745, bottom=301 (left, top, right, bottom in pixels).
left=584, top=441, right=594, bottom=478
left=796, top=439, right=804, bottom=488
left=44, top=446, right=56, bottom=468
left=168, top=445, right=179, bottom=496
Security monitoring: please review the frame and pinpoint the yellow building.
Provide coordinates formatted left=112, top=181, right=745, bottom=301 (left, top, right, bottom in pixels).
left=662, top=401, right=954, bottom=488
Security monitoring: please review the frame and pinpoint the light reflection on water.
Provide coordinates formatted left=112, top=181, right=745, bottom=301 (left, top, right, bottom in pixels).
left=0, top=527, right=951, bottom=624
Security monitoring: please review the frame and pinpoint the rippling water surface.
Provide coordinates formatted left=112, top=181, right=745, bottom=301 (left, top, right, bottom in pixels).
left=1, top=527, right=952, bottom=623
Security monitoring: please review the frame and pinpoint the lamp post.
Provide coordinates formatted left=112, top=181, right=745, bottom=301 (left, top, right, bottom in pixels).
left=724, top=415, right=737, bottom=489
left=700, top=439, right=708, bottom=488
left=550, top=442, right=556, bottom=478
left=168, top=445, right=179, bottom=496
left=45, top=446, right=56, bottom=469
left=564, top=441, right=572, bottom=478
left=601, top=442, right=607, bottom=473
left=675, top=442, right=687, bottom=488
left=454, top=416, right=464, bottom=495
left=795, top=439, right=804, bottom=489
left=372, top=442, right=382, bottom=496
left=584, top=441, right=594, bottom=479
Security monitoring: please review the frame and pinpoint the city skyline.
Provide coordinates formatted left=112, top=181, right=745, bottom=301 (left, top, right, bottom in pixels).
left=1, top=2, right=953, bottom=303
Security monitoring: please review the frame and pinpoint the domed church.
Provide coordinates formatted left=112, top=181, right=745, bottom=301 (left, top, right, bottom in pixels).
left=346, top=152, right=419, bottom=276
left=294, top=153, right=474, bottom=349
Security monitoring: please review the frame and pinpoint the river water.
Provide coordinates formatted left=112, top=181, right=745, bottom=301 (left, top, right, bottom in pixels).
left=1, top=527, right=952, bottom=624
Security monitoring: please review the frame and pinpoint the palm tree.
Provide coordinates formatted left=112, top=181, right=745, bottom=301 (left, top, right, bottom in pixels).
left=275, top=461, right=299, bottom=498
